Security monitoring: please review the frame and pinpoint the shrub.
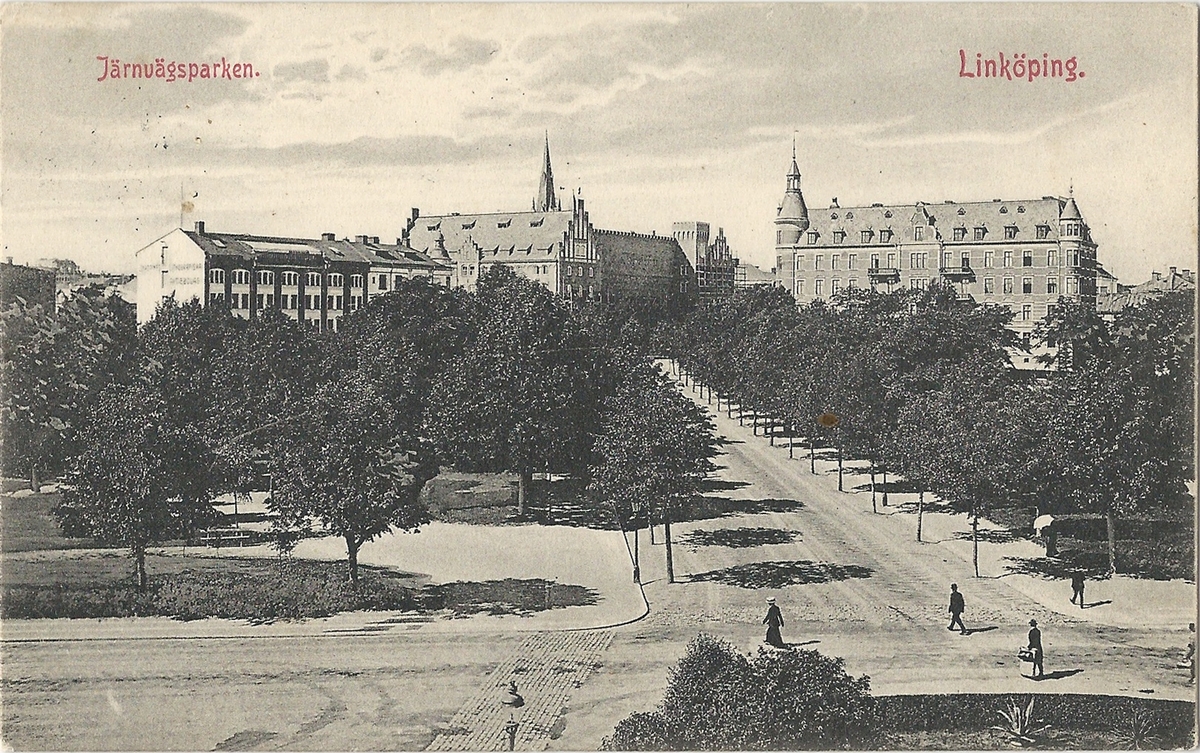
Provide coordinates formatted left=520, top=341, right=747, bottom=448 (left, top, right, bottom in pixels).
left=991, top=696, right=1050, bottom=746
left=605, top=633, right=878, bottom=750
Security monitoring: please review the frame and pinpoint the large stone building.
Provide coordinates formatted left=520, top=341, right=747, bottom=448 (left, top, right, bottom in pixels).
left=0, top=258, right=56, bottom=312
left=405, top=136, right=696, bottom=309
left=673, top=222, right=738, bottom=300
left=774, top=148, right=1099, bottom=337
left=1097, top=266, right=1194, bottom=318
left=135, top=222, right=452, bottom=327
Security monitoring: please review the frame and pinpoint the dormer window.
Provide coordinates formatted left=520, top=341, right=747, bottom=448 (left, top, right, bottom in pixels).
left=974, top=227, right=987, bottom=241
left=879, top=229, right=893, bottom=243
left=1017, top=206, right=1026, bottom=213
left=807, top=231, right=818, bottom=244
left=1036, top=225, right=1051, bottom=239
left=953, top=227, right=967, bottom=241
left=1005, top=226, right=1018, bottom=240
left=861, top=230, right=873, bottom=244
left=462, top=221, right=476, bottom=230
left=831, top=212, right=839, bottom=220
left=845, top=211, right=854, bottom=219
left=884, top=210, right=893, bottom=218
left=957, top=207, right=967, bottom=216
left=914, top=226, right=924, bottom=241
left=1000, top=206, right=1009, bottom=214
left=833, top=230, right=846, bottom=244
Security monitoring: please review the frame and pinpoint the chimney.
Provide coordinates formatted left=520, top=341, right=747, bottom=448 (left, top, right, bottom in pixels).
left=194, top=220, right=205, bottom=234
left=1152, top=271, right=1162, bottom=281
left=1169, top=266, right=1177, bottom=276
left=5, top=257, right=12, bottom=265
left=396, top=237, right=405, bottom=247
left=355, top=234, right=369, bottom=244
left=321, top=232, right=336, bottom=241
left=831, top=198, right=839, bottom=208
left=372, top=236, right=380, bottom=245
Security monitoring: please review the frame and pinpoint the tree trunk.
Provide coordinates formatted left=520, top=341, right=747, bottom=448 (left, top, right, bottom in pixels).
left=133, top=544, right=147, bottom=591
left=346, top=534, right=361, bottom=583
left=881, top=468, right=889, bottom=506
left=917, top=490, right=924, bottom=542
left=809, top=436, right=816, bottom=474
left=633, top=525, right=640, bottom=583
left=1105, top=510, right=1117, bottom=575
left=789, top=425, right=795, bottom=459
left=972, top=513, right=980, bottom=578
left=30, top=463, right=40, bottom=494
left=753, top=413, right=759, bottom=435
left=870, top=461, right=877, bottom=513
left=664, top=505, right=675, bottom=584
left=769, top=418, right=775, bottom=446
left=517, top=469, right=533, bottom=517
left=837, top=442, right=844, bottom=492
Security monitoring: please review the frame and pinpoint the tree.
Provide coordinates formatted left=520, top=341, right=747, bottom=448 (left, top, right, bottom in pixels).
left=56, top=382, right=215, bottom=589
left=590, top=365, right=717, bottom=583
left=604, top=634, right=878, bottom=750
left=1033, top=295, right=1111, bottom=371
left=430, top=267, right=594, bottom=515
left=267, top=373, right=435, bottom=582
left=1, top=289, right=136, bottom=490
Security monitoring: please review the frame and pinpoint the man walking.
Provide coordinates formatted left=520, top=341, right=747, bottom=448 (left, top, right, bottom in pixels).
left=1027, top=619, right=1045, bottom=679
left=948, top=583, right=967, bottom=635
left=1070, top=572, right=1085, bottom=607
left=763, top=597, right=785, bottom=648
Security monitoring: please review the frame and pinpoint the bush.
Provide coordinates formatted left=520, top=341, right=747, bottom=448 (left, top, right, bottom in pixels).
left=604, top=634, right=878, bottom=750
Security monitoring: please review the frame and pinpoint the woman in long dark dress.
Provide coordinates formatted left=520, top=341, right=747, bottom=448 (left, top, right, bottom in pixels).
left=763, top=597, right=785, bottom=647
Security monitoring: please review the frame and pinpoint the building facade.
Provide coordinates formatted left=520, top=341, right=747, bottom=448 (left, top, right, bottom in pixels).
left=595, top=229, right=696, bottom=309
left=135, top=222, right=452, bottom=327
left=774, top=152, right=1099, bottom=336
left=1, top=259, right=57, bottom=312
left=734, top=262, right=781, bottom=289
left=673, top=222, right=738, bottom=300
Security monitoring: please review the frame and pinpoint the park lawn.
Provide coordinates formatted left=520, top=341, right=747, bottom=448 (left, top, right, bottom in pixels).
left=1, top=489, right=109, bottom=553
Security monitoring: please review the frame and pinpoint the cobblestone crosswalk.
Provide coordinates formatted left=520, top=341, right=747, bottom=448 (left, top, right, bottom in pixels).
left=427, top=630, right=613, bottom=752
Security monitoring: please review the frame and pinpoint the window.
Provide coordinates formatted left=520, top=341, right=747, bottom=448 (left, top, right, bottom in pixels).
left=209, top=269, right=225, bottom=284
left=282, top=271, right=298, bottom=286
left=1066, top=250, right=1081, bottom=267
left=265, top=294, right=274, bottom=308
left=960, top=252, right=970, bottom=268
left=1066, top=277, right=1078, bottom=295
left=1003, top=277, right=1014, bottom=294
left=974, top=227, right=986, bottom=241
left=847, top=254, right=857, bottom=270
left=814, top=254, right=824, bottom=269
left=1021, top=304, right=1032, bottom=321
left=886, top=252, right=897, bottom=268
left=879, top=229, right=893, bottom=243
left=240, top=293, right=249, bottom=309
left=350, top=274, right=363, bottom=288
left=209, top=292, right=224, bottom=304
left=913, top=226, right=924, bottom=241
left=910, top=278, right=927, bottom=290
left=1047, top=250, right=1058, bottom=267
left=795, top=255, right=805, bottom=271
left=814, top=279, right=824, bottom=296
left=848, top=278, right=858, bottom=288
left=1036, top=225, right=1050, bottom=240
left=807, top=231, right=818, bottom=244
left=1064, top=222, right=1079, bottom=236
left=984, top=251, right=994, bottom=268
left=1022, top=277, right=1033, bottom=294
left=306, top=272, right=321, bottom=287
left=861, top=231, right=872, bottom=244
left=940, top=251, right=952, bottom=268
left=257, top=270, right=274, bottom=285
left=1005, top=226, right=1019, bottom=240
left=833, top=231, right=846, bottom=244
left=831, top=279, right=841, bottom=294
left=870, top=253, right=880, bottom=269
left=232, top=269, right=250, bottom=285
left=378, top=274, right=388, bottom=291
left=983, top=277, right=995, bottom=293
left=831, top=254, right=840, bottom=270
left=795, top=279, right=805, bottom=296
left=1003, top=250, right=1013, bottom=267
left=1022, top=250, right=1033, bottom=267
left=776, top=230, right=783, bottom=245
left=256, top=293, right=264, bottom=309
left=328, top=273, right=343, bottom=287
left=910, top=252, right=928, bottom=269
left=394, top=275, right=404, bottom=288
left=953, top=227, right=967, bottom=241
left=589, top=267, right=595, bottom=278
left=1047, top=277, right=1059, bottom=294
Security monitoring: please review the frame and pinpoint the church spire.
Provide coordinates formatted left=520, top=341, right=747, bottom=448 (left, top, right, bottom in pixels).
left=534, top=132, right=559, bottom=212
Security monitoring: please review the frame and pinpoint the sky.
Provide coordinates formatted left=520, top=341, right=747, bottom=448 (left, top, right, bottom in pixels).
left=1, top=3, right=1196, bottom=283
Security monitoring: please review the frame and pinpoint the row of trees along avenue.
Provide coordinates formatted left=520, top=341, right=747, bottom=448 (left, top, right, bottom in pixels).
left=666, top=283, right=1194, bottom=576
left=5, top=267, right=703, bottom=587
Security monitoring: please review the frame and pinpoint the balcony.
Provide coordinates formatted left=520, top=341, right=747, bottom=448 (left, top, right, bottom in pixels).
left=867, top=267, right=901, bottom=284
left=939, top=265, right=976, bottom=282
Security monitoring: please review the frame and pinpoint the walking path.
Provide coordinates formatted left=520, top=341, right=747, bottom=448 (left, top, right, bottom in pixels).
left=427, top=630, right=613, bottom=751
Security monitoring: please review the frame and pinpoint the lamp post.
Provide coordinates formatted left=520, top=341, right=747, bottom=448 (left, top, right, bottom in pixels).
left=500, top=680, right=524, bottom=751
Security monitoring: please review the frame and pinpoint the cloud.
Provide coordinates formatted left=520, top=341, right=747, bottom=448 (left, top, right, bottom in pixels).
left=335, top=64, right=366, bottom=82
left=401, top=36, right=497, bottom=76
left=273, top=58, right=329, bottom=83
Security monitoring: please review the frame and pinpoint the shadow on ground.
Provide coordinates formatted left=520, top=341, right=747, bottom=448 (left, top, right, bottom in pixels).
left=677, top=527, right=800, bottom=550
left=418, top=578, right=600, bottom=618
left=681, top=496, right=807, bottom=523
left=953, top=528, right=1024, bottom=545
left=1002, top=553, right=1113, bottom=580
left=687, top=560, right=874, bottom=589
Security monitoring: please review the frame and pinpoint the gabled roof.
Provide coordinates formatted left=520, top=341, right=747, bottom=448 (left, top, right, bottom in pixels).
left=184, top=230, right=450, bottom=271
left=799, top=198, right=1068, bottom=246
left=407, top=210, right=571, bottom=260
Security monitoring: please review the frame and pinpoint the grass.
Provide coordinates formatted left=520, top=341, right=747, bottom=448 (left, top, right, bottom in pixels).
left=1, top=490, right=109, bottom=553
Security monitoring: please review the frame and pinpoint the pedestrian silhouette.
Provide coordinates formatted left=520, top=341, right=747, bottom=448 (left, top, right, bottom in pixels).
left=1027, top=619, right=1044, bottom=679
left=948, top=583, right=967, bottom=635
left=1070, top=572, right=1085, bottom=607
left=763, top=597, right=785, bottom=648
